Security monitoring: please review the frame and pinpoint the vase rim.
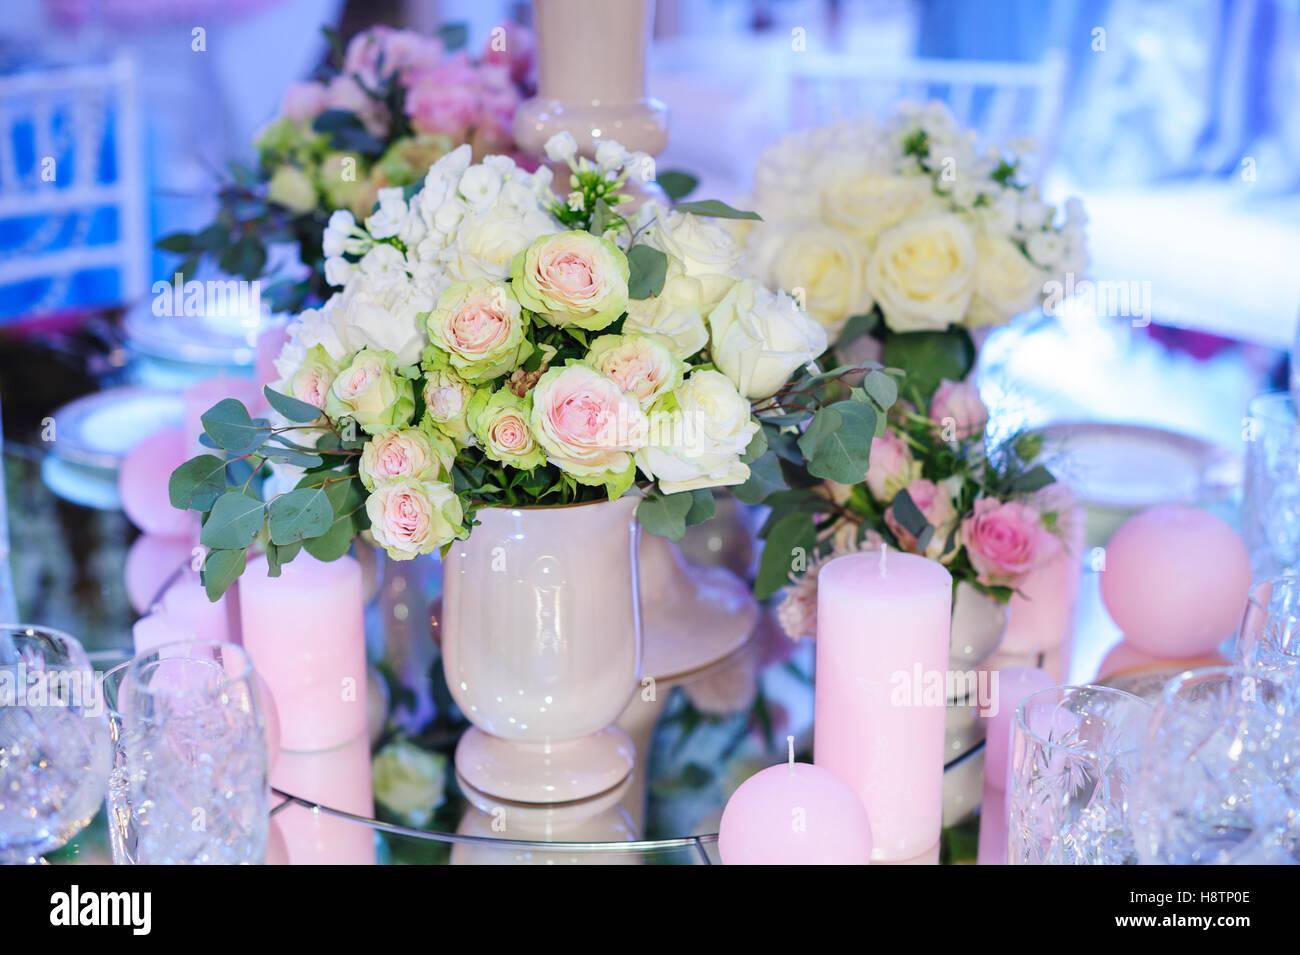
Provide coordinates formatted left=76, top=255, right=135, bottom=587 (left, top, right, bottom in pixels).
left=470, top=494, right=640, bottom=512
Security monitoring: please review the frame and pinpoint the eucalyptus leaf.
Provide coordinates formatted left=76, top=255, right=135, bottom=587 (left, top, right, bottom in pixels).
left=732, top=450, right=786, bottom=504
left=264, top=385, right=324, bottom=424
left=684, top=488, right=716, bottom=526
left=627, top=245, right=668, bottom=300
left=673, top=199, right=761, bottom=221
left=754, top=509, right=817, bottom=600
left=200, top=491, right=266, bottom=550
left=637, top=491, right=694, bottom=540
left=1011, top=464, right=1056, bottom=494
left=201, top=398, right=267, bottom=454
left=168, top=454, right=229, bottom=512
left=201, top=547, right=247, bottom=602
left=891, top=488, right=931, bottom=539
left=657, top=170, right=698, bottom=201
left=798, top=401, right=877, bottom=484
left=882, top=328, right=976, bottom=403
left=268, top=487, right=335, bottom=545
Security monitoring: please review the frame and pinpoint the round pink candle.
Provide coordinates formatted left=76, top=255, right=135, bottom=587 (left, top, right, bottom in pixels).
left=980, top=666, right=1055, bottom=792
left=183, top=374, right=264, bottom=456
left=119, top=428, right=193, bottom=536
left=815, top=549, right=951, bottom=861
left=719, top=738, right=873, bottom=865
left=1100, top=506, right=1250, bottom=657
left=239, top=552, right=368, bottom=752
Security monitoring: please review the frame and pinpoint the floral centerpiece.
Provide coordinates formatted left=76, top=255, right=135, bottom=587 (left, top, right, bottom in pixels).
left=765, top=375, right=1074, bottom=638
left=737, top=101, right=1088, bottom=403
left=169, top=134, right=896, bottom=600
left=157, top=23, right=536, bottom=312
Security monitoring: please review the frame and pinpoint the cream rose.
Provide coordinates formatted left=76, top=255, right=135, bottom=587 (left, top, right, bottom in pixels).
left=817, top=159, right=940, bottom=244
left=331, top=270, right=431, bottom=367
left=587, top=334, right=684, bottom=409
left=440, top=204, right=559, bottom=281
left=635, top=370, right=759, bottom=494
left=324, top=349, right=415, bottom=435
left=621, top=272, right=731, bottom=359
left=466, top=388, right=545, bottom=470
left=707, top=280, right=828, bottom=399
left=365, top=478, right=464, bottom=560
left=359, top=427, right=454, bottom=490
left=421, top=365, right=475, bottom=444
left=281, top=344, right=338, bottom=412
left=866, top=213, right=976, bottom=333
left=371, top=740, right=446, bottom=828
left=746, top=222, right=871, bottom=334
left=964, top=233, right=1046, bottom=329
left=529, top=362, right=648, bottom=484
left=510, top=231, right=629, bottom=331
left=425, top=279, right=529, bottom=382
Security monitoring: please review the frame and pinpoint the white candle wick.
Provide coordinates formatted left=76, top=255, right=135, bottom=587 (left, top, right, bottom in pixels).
left=787, top=735, right=795, bottom=772
left=879, top=542, right=888, bottom=577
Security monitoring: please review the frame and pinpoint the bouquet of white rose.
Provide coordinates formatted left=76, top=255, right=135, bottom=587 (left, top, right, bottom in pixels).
left=169, top=135, right=897, bottom=599
left=738, top=101, right=1088, bottom=402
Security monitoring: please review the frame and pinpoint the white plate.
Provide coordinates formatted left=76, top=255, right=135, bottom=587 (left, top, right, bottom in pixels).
left=1034, top=421, right=1239, bottom=510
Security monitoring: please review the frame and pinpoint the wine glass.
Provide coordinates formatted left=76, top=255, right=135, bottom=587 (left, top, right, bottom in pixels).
left=1008, top=684, right=1152, bottom=864
left=118, top=640, right=269, bottom=864
left=0, top=625, right=113, bottom=863
left=1238, top=576, right=1300, bottom=694
left=1132, top=666, right=1300, bottom=864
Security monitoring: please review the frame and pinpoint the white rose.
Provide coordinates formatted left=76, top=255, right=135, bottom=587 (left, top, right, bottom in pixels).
left=292, top=298, right=349, bottom=363
left=707, top=280, right=827, bottom=399
left=440, top=205, right=560, bottom=281
left=636, top=370, right=758, bottom=494
left=746, top=221, right=870, bottom=334
left=866, top=213, right=976, bottom=333
left=965, top=233, right=1046, bottom=328
left=371, top=740, right=446, bottom=828
left=646, top=208, right=743, bottom=278
left=331, top=271, right=431, bottom=366
left=816, top=156, right=940, bottom=244
left=622, top=272, right=731, bottom=359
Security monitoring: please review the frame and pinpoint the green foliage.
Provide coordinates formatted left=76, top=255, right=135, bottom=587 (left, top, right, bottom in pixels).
left=626, top=245, right=668, bottom=300
left=882, top=328, right=976, bottom=404
left=656, top=170, right=698, bottom=201
left=671, top=199, right=761, bottom=221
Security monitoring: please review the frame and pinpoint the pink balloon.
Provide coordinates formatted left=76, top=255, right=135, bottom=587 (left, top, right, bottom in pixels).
left=719, top=762, right=873, bottom=865
left=124, top=534, right=193, bottom=614
left=1100, top=506, right=1250, bottom=658
left=118, top=428, right=192, bottom=535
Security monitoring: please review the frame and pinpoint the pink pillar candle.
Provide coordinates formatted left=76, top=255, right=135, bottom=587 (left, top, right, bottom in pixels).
left=239, top=552, right=368, bottom=752
left=1002, top=505, right=1085, bottom=655
left=270, top=734, right=376, bottom=865
left=161, top=573, right=237, bottom=645
left=980, top=666, right=1055, bottom=792
left=815, top=550, right=952, bottom=861
left=183, top=374, right=264, bottom=456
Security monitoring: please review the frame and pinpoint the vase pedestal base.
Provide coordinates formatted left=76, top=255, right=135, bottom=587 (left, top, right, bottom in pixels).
left=453, top=726, right=636, bottom=805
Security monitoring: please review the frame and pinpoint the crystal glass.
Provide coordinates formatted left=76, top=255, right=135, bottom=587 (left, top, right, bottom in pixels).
left=118, top=640, right=269, bottom=864
left=1008, top=684, right=1152, bottom=864
left=100, top=660, right=137, bottom=864
left=1243, top=393, right=1300, bottom=577
left=0, top=625, right=112, bottom=863
left=1237, top=576, right=1300, bottom=691
left=1133, top=666, right=1300, bottom=864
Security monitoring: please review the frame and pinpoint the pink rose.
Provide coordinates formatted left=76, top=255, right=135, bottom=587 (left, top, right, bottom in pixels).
left=929, top=378, right=988, bottom=440
left=405, top=57, right=481, bottom=139
left=864, top=430, right=921, bottom=502
left=281, top=82, right=328, bottom=124
left=426, top=280, right=527, bottom=382
left=366, top=480, right=463, bottom=560
left=359, top=428, right=451, bottom=490
left=885, top=479, right=958, bottom=559
left=961, top=497, right=1053, bottom=586
left=529, top=363, right=647, bottom=480
left=325, top=75, right=389, bottom=137
left=343, top=27, right=442, bottom=87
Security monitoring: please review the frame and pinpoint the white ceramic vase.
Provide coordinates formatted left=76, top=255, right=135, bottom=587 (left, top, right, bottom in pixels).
left=441, top=496, right=642, bottom=804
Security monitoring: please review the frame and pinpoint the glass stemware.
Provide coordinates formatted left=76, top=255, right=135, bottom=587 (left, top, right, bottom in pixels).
left=1243, top=394, right=1300, bottom=577
left=1133, top=666, right=1300, bottom=864
left=1008, top=684, right=1152, bottom=865
left=118, top=640, right=269, bottom=864
left=0, top=625, right=112, bottom=863
left=1238, top=576, right=1300, bottom=692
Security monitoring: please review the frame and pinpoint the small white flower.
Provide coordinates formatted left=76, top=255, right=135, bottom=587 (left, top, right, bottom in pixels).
left=544, top=131, right=578, bottom=163
left=594, top=139, right=630, bottom=172
left=566, top=191, right=585, bottom=212
left=324, top=255, right=356, bottom=288
left=365, top=187, right=409, bottom=240
left=458, top=164, right=504, bottom=212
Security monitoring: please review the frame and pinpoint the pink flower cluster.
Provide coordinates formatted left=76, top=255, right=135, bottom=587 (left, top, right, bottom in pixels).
left=277, top=23, right=534, bottom=148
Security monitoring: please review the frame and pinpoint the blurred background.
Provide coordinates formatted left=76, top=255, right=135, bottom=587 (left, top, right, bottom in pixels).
left=0, top=0, right=1296, bottom=640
